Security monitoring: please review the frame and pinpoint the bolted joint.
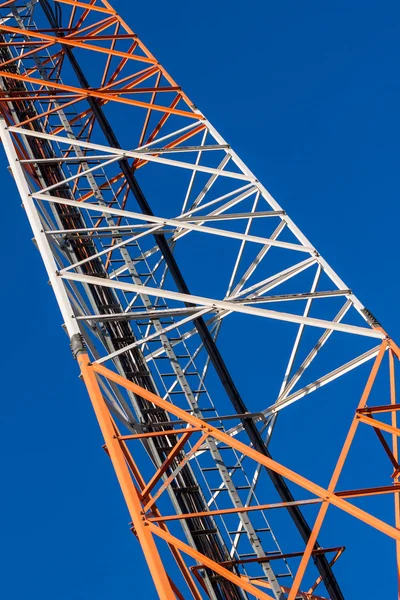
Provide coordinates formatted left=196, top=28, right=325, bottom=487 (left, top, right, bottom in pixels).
left=361, top=308, right=381, bottom=328
left=70, top=333, right=86, bottom=359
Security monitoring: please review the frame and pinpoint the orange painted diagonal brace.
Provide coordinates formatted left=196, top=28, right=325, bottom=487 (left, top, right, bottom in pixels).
left=0, top=70, right=201, bottom=119
left=101, top=0, right=196, bottom=110
left=287, top=339, right=388, bottom=600
left=144, top=433, right=209, bottom=512
left=357, top=413, right=400, bottom=438
left=360, top=403, right=400, bottom=415
left=240, top=577, right=329, bottom=600
left=90, top=353, right=400, bottom=542
left=54, top=0, right=116, bottom=14
left=0, top=23, right=152, bottom=63
left=148, top=523, right=275, bottom=600
left=118, top=427, right=204, bottom=441
left=16, top=96, right=83, bottom=128
left=66, top=14, right=117, bottom=38
left=141, top=430, right=193, bottom=499
left=307, top=547, right=344, bottom=595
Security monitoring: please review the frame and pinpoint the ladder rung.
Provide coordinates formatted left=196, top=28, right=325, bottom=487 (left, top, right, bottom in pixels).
left=230, top=527, right=270, bottom=534
left=124, top=371, right=150, bottom=378
left=202, top=466, right=240, bottom=472
left=210, top=486, right=251, bottom=492
left=154, top=355, right=190, bottom=359
left=174, top=486, right=199, bottom=494
left=161, top=372, right=198, bottom=377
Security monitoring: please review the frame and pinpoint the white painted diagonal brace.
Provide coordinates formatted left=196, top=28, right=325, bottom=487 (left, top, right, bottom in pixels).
left=58, top=271, right=385, bottom=339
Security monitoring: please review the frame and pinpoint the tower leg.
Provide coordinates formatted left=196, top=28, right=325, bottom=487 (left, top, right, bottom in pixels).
left=78, top=352, right=176, bottom=600
left=389, top=350, right=400, bottom=599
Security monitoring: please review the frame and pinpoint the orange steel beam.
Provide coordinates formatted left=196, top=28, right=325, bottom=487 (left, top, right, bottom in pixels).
left=115, top=441, right=202, bottom=600
left=307, top=547, right=345, bottom=596
left=15, top=96, right=83, bottom=128
left=66, top=14, right=117, bottom=37
left=357, top=413, right=400, bottom=438
left=0, top=40, right=56, bottom=69
left=148, top=498, right=323, bottom=523
left=99, top=64, right=159, bottom=92
left=51, top=103, right=96, bottom=135
left=141, top=95, right=182, bottom=148
left=71, top=340, right=400, bottom=598
left=102, top=86, right=180, bottom=95
left=336, top=483, right=400, bottom=498
left=0, top=23, right=152, bottom=63
left=191, top=546, right=344, bottom=569
left=360, top=403, right=400, bottom=414
left=370, top=426, right=400, bottom=475
left=78, top=351, right=274, bottom=599
left=49, top=68, right=161, bottom=137
left=286, top=340, right=388, bottom=600
left=241, top=578, right=330, bottom=600
left=143, top=433, right=209, bottom=512
left=103, top=40, right=139, bottom=87
left=54, top=0, right=117, bottom=16
left=148, top=524, right=275, bottom=600
left=118, top=427, right=204, bottom=440
left=79, top=361, right=205, bottom=600
left=0, top=91, right=77, bottom=98
left=67, top=21, right=120, bottom=47
left=137, top=69, right=162, bottom=147
left=147, top=483, right=400, bottom=524
left=70, top=0, right=98, bottom=30
left=99, top=20, right=119, bottom=85
left=5, top=3, right=400, bottom=596
left=389, top=349, right=400, bottom=596
left=100, top=0, right=195, bottom=109
left=140, top=431, right=194, bottom=499
left=192, top=549, right=344, bottom=598
left=71, top=33, right=133, bottom=40
left=89, top=347, right=400, bottom=541
left=0, top=15, right=115, bottom=72
left=78, top=353, right=176, bottom=600
left=0, top=69, right=201, bottom=118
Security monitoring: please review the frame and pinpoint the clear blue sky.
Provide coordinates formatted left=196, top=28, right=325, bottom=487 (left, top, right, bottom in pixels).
left=1, top=1, right=399, bottom=598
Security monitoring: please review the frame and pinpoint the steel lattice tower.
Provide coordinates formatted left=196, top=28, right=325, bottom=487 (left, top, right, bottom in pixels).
left=0, top=1, right=399, bottom=598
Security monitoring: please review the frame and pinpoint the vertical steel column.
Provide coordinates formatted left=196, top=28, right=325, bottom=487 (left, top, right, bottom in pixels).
left=79, top=351, right=176, bottom=600
left=0, top=117, right=79, bottom=337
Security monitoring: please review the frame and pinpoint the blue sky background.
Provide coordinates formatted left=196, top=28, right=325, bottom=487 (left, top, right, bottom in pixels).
left=1, top=1, right=400, bottom=598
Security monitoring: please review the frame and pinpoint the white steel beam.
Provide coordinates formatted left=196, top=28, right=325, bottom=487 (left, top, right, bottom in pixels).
left=95, top=307, right=210, bottom=365
left=8, top=125, right=255, bottom=182
left=58, top=271, right=385, bottom=339
left=32, top=192, right=314, bottom=253
left=0, top=119, right=80, bottom=337
left=264, top=345, right=382, bottom=417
